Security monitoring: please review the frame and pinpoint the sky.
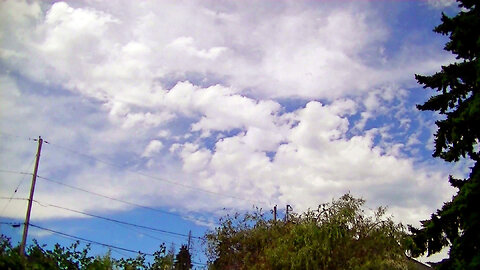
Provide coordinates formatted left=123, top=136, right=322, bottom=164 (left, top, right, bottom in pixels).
left=0, top=0, right=467, bottom=266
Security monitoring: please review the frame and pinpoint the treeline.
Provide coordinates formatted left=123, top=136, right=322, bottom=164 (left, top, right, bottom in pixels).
left=0, top=237, right=192, bottom=270
left=1, top=194, right=421, bottom=270
left=205, top=194, right=418, bottom=270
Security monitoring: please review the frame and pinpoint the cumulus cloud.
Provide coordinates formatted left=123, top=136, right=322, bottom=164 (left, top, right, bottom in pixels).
left=142, top=140, right=164, bottom=158
left=0, top=0, right=459, bottom=229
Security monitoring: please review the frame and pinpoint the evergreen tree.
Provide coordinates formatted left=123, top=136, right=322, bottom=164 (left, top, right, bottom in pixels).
left=174, top=245, right=192, bottom=270
left=410, top=0, right=480, bottom=269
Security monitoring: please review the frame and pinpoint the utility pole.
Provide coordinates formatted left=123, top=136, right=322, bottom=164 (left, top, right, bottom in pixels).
left=187, top=230, right=192, bottom=251
left=273, top=205, right=277, bottom=222
left=20, top=136, right=43, bottom=257
left=285, top=204, right=292, bottom=222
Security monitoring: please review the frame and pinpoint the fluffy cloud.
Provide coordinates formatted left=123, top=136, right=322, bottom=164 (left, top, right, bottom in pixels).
left=2, top=1, right=450, bottom=103
left=168, top=100, right=453, bottom=225
left=142, top=140, right=164, bottom=158
left=0, top=0, right=459, bottom=229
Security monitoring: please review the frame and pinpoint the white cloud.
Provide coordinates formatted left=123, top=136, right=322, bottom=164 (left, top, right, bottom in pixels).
left=1, top=0, right=451, bottom=105
left=161, top=99, right=455, bottom=226
left=142, top=140, right=164, bottom=158
left=0, top=0, right=460, bottom=233
left=179, top=143, right=212, bottom=173
left=164, top=82, right=281, bottom=133
left=427, top=0, right=457, bottom=8
left=168, top=36, right=227, bottom=59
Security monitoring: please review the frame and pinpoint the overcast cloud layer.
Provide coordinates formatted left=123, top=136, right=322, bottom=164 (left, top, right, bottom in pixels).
left=0, top=0, right=463, bottom=230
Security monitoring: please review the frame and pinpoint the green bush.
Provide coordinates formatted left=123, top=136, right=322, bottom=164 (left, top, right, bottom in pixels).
left=206, top=194, right=417, bottom=270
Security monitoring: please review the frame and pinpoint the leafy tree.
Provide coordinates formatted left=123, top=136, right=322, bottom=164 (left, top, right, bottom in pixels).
left=151, top=243, right=174, bottom=270
left=410, top=0, right=480, bottom=269
left=0, top=235, right=106, bottom=269
left=206, top=194, right=417, bottom=270
left=0, top=234, right=172, bottom=270
left=174, top=245, right=192, bottom=270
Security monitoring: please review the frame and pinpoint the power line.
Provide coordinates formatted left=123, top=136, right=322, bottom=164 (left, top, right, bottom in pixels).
left=33, top=200, right=203, bottom=239
left=29, top=223, right=154, bottom=256
left=0, top=155, right=37, bottom=217
left=0, top=170, right=218, bottom=226
left=114, top=221, right=175, bottom=243
left=0, top=131, right=34, bottom=141
left=35, top=175, right=218, bottom=226
left=45, top=140, right=270, bottom=206
left=0, top=197, right=203, bottom=241
left=0, top=221, right=22, bottom=226
left=0, top=169, right=32, bottom=176
left=1, top=133, right=270, bottom=207
left=109, top=247, right=131, bottom=258
left=0, top=198, right=199, bottom=252
left=1, top=221, right=208, bottom=266
left=35, top=175, right=182, bottom=217
left=0, top=197, right=28, bottom=201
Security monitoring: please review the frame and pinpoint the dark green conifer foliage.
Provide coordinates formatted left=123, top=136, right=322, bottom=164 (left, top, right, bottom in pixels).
left=410, top=0, right=480, bottom=269
left=174, top=244, right=192, bottom=270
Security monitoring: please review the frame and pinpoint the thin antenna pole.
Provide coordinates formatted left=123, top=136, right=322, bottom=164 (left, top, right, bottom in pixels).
left=20, top=136, right=43, bottom=256
left=187, top=230, right=192, bottom=251
left=285, top=204, right=292, bottom=222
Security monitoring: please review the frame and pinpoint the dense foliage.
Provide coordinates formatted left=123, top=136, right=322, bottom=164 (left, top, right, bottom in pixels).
left=410, top=0, right=480, bottom=269
left=206, top=194, right=417, bottom=270
left=174, top=245, right=192, bottom=270
left=0, top=235, right=183, bottom=270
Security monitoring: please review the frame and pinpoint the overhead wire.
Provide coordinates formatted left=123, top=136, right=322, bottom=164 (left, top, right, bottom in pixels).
left=0, top=197, right=29, bottom=201
left=0, top=220, right=208, bottom=266
left=45, top=140, right=270, bottom=207
left=0, top=134, right=245, bottom=265
left=0, top=155, right=36, bottom=216
left=30, top=199, right=203, bottom=239
left=0, top=170, right=219, bottom=226
left=0, top=169, right=32, bottom=176
left=0, top=197, right=203, bottom=251
left=0, top=135, right=232, bottom=266
left=0, top=221, right=22, bottom=226
left=0, top=199, right=205, bottom=264
left=1, top=132, right=271, bottom=207
left=109, top=248, right=131, bottom=258
left=35, top=175, right=217, bottom=226
left=29, top=223, right=154, bottom=256
left=0, top=131, right=34, bottom=142
left=1, top=133, right=273, bottom=211
left=113, top=222, right=175, bottom=244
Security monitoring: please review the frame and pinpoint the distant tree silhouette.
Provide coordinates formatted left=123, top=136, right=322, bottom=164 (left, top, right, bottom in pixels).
left=174, top=245, right=192, bottom=270
left=410, top=0, right=480, bottom=269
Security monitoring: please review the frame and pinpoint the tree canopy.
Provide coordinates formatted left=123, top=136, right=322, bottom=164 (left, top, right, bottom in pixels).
left=0, top=235, right=187, bottom=270
left=206, top=194, right=417, bottom=270
left=410, top=0, right=480, bottom=269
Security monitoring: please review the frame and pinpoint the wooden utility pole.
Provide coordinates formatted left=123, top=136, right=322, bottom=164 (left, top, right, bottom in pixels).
left=20, top=136, right=43, bottom=256
left=273, top=205, right=277, bottom=222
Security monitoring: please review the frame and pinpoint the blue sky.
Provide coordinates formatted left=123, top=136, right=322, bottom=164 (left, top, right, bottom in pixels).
left=0, top=0, right=467, bottom=266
